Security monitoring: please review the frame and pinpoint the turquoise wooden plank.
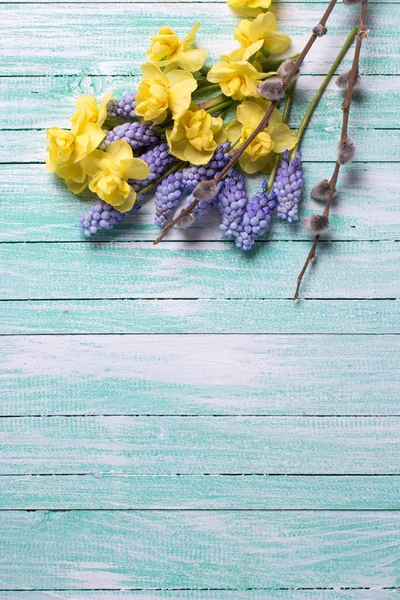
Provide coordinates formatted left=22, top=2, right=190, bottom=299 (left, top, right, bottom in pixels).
left=3, top=128, right=397, bottom=164
left=1, top=163, right=399, bottom=243
left=0, top=593, right=399, bottom=600
left=1, top=299, right=399, bottom=335
left=1, top=511, right=399, bottom=589
left=1, top=76, right=396, bottom=130
left=0, top=241, right=398, bottom=300
left=1, top=4, right=397, bottom=76
left=1, top=474, right=399, bottom=509
left=1, top=416, right=399, bottom=474
left=1, top=334, right=399, bottom=415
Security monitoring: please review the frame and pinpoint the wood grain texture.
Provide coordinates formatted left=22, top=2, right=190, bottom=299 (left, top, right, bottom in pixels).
left=1, top=163, right=399, bottom=243
left=1, top=4, right=398, bottom=76
left=1, top=76, right=396, bottom=131
left=1, top=334, right=399, bottom=416
left=1, top=416, right=400, bottom=475
left=1, top=511, right=400, bottom=589
left=1, top=474, right=399, bottom=509
left=0, top=241, right=399, bottom=300
left=0, top=593, right=399, bottom=600
left=1, top=299, right=399, bottom=334
left=3, top=128, right=398, bottom=164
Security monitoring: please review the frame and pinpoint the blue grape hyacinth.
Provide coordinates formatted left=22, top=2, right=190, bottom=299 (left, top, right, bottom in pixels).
left=273, top=150, right=304, bottom=223
left=78, top=200, right=140, bottom=238
left=107, top=92, right=136, bottom=120
left=235, top=182, right=277, bottom=251
left=155, top=171, right=184, bottom=227
left=101, top=121, right=159, bottom=152
left=182, top=142, right=231, bottom=190
left=217, top=169, right=247, bottom=239
left=130, top=143, right=178, bottom=192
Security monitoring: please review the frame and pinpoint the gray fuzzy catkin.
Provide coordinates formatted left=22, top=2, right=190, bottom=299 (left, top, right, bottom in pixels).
left=173, top=207, right=196, bottom=230
left=343, top=0, right=363, bottom=5
left=193, top=180, right=219, bottom=202
left=337, top=137, right=356, bottom=164
left=303, top=214, right=330, bottom=234
left=277, top=59, right=300, bottom=81
left=310, top=179, right=332, bottom=201
left=336, top=69, right=361, bottom=89
left=257, top=77, right=285, bottom=101
left=313, top=24, right=327, bottom=36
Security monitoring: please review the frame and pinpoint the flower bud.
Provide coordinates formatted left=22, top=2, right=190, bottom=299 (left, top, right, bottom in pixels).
left=173, top=207, right=196, bottom=230
left=336, top=69, right=361, bottom=89
left=337, top=137, right=356, bottom=165
left=193, top=179, right=219, bottom=202
left=257, top=77, right=285, bottom=101
left=313, top=24, right=327, bottom=36
left=310, top=179, right=332, bottom=201
left=303, top=214, right=330, bottom=234
left=277, top=59, right=300, bottom=82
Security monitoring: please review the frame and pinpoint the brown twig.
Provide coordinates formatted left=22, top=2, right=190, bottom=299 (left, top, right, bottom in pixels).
left=154, top=0, right=339, bottom=245
left=293, top=0, right=368, bottom=300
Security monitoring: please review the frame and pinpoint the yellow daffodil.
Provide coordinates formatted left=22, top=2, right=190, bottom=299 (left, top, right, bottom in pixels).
left=228, top=0, right=272, bottom=10
left=46, top=121, right=106, bottom=194
left=146, top=22, right=207, bottom=72
left=82, top=140, right=150, bottom=212
left=135, top=63, right=197, bottom=124
left=227, top=99, right=297, bottom=173
left=167, top=109, right=226, bottom=165
left=234, top=13, right=292, bottom=58
left=207, top=49, right=274, bottom=101
left=71, top=91, right=114, bottom=131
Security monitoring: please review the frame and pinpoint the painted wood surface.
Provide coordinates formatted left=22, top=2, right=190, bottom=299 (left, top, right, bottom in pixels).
left=1, top=241, right=399, bottom=299
left=1, top=4, right=398, bottom=76
left=1, top=0, right=399, bottom=594
left=1, top=474, right=399, bottom=509
left=1, top=511, right=400, bottom=589
left=1, top=334, right=399, bottom=415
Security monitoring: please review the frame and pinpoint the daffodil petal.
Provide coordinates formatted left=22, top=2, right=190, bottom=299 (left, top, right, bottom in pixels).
left=106, top=140, right=133, bottom=162
left=115, top=189, right=137, bottom=213
left=263, top=32, right=292, bottom=55
left=177, top=48, right=207, bottom=72
left=121, top=157, right=150, bottom=180
left=184, top=144, right=214, bottom=166
left=250, top=12, right=277, bottom=37
left=226, top=120, right=242, bottom=143
left=97, top=91, right=114, bottom=126
left=183, top=22, right=200, bottom=48
left=269, top=123, right=298, bottom=153
left=237, top=101, right=265, bottom=126
left=81, top=149, right=107, bottom=177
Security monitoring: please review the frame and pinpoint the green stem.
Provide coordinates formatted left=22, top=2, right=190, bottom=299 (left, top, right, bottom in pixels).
left=139, top=161, right=186, bottom=196
left=193, top=83, right=220, bottom=96
left=207, top=100, right=233, bottom=115
left=198, top=94, right=228, bottom=111
left=293, top=26, right=358, bottom=154
left=257, top=53, right=300, bottom=72
left=266, top=80, right=296, bottom=194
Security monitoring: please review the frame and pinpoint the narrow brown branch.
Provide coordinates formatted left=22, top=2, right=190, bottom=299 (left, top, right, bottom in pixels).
left=293, top=0, right=368, bottom=300
left=154, top=0, right=339, bottom=245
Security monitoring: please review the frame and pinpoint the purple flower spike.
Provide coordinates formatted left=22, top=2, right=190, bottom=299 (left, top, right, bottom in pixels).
left=273, top=150, right=304, bottom=223
left=101, top=121, right=159, bottom=152
left=235, top=182, right=277, bottom=251
left=217, top=169, right=248, bottom=239
left=107, top=92, right=137, bottom=120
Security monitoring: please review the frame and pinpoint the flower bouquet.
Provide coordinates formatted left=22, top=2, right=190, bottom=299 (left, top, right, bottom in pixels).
left=46, top=0, right=368, bottom=298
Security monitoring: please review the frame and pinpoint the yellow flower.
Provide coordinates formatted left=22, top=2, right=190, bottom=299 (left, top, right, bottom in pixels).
left=207, top=49, right=273, bottom=101
left=46, top=122, right=106, bottom=194
left=82, top=140, right=150, bottom=212
left=71, top=91, right=114, bottom=131
left=146, top=22, right=207, bottom=72
left=166, top=109, right=226, bottom=165
left=135, top=63, right=198, bottom=124
left=234, top=13, right=292, bottom=58
left=227, top=99, right=297, bottom=173
left=228, top=0, right=271, bottom=10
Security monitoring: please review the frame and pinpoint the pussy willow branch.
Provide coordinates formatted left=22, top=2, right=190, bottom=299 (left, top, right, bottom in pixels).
left=293, top=0, right=368, bottom=301
left=153, top=0, right=339, bottom=245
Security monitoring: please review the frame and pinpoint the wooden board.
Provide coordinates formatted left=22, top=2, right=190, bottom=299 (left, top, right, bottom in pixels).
left=1, top=0, right=400, bottom=594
